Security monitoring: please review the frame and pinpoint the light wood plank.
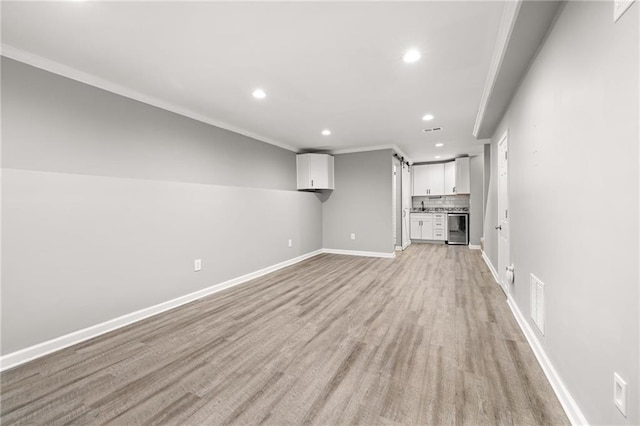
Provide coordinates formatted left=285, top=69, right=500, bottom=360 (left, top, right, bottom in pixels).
left=1, top=244, right=569, bottom=425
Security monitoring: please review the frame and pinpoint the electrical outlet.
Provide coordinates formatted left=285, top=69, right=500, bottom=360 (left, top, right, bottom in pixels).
left=350, top=233, right=356, bottom=240
left=614, top=0, right=635, bottom=22
left=288, top=239, right=292, bottom=247
left=194, top=259, right=202, bottom=272
left=614, top=373, right=628, bottom=417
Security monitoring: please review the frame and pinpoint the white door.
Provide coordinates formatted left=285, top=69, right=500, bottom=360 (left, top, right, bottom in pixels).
left=401, top=165, right=411, bottom=248
left=497, top=131, right=510, bottom=295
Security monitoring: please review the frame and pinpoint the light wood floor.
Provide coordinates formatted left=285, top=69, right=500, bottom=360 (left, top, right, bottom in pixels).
left=1, top=244, right=568, bottom=425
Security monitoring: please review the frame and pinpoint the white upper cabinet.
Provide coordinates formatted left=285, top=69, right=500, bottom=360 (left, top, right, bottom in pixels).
left=412, top=164, right=445, bottom=196
left=455, top=157, right=470, bottom=194
left=444, top=161, right=456, bottom=195
left=412, top=165, right=429, bottom=196
left=426, top=164, right=445, bottom=195
left=296, top=154, right=334, bottom=190
left=413, top=158, right=471, bottom=196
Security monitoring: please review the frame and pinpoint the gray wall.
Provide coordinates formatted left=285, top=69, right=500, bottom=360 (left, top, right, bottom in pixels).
left=1, top=59, right=323, bottom=354
left=322, top=150, right=393, bottom=254
left=468, top=155, right=483, bottom=246
left=483, top=2, right=639, bottom=424
left=2, top=58, right=295, bottom=190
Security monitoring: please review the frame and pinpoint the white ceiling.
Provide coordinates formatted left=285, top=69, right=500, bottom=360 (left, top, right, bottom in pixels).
left=1, top=1, right=505, bottom=163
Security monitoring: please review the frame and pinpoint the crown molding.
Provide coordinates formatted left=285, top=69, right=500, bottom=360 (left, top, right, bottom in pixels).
left=473, top=1, right=562, bottom=139
left=473, top=0, right=522, bottom=139
left=1, top=44, right=300, bottom=153
left=330, top=144, right=413, bottom=164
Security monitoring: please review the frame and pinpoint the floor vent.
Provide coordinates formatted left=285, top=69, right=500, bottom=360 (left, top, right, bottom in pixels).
left=530, top=273, right=545, bottom=335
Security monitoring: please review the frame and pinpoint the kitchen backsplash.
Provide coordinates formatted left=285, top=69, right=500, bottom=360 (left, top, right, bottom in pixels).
left=412, top=195, right=469, bottom=209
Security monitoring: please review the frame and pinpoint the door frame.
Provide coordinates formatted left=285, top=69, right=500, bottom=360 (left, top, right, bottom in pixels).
left=400, top=164, right=411, bottom=249
left=392, top=162, right=398, bottom=248
left=497, top=130, right=510, bottom=295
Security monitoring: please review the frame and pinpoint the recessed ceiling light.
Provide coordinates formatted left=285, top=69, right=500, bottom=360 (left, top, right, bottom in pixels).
left=435, top=143, right=444, bottom=147
left=321, top=129, right=331, bottom=136
left=422, top=114, right=434, bottom=121
left=435, top=155, right=441, bottom=159
left=403, top=49, right=421, bottom=63
left=252, top=88, right=266, bottom=99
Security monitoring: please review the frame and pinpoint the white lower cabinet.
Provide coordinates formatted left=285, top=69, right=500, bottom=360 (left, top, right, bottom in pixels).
left=410, top=215, right=432, bottom=240
left=410, top=218, right=422, bottom=240
left=411, top=214, right=446, bottom=241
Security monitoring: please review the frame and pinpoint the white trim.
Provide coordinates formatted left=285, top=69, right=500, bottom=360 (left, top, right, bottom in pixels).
left=0, top=249, right=323, bottom=372
left=482, top=250, right=501, bottom=285
left=394, top=246, right=403, bottom=251
left=322, top=248, right=395, bottom=259
left=391, top=146, right=411, bottom=165
left=1, top=45, right=299, bottom=154
left=468, top=244, right=481, bottom=250
left=2, top=47, right=420, bottom=164
left=329, top=145, right=412, bottom=164
left=473, top=0, right=522, bottom=138
left=401, top=240, right=411, bottom=250
left=506, top=296, right=589, bottom=426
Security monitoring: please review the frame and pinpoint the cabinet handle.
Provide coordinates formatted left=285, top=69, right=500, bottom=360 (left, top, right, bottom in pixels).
left=311, top=179, right=314, bottom=187
left=453, top=186, right=456, bottom=192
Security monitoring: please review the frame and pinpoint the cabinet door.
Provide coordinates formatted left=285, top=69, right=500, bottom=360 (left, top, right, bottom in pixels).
left=297, top=154, right=334, bottom=190
left=422, top=219, right=433, bottom=238
left=309, top=154, right=328, bottom=189
left=426, top=164, right=445, bottom=195
left=296, top=155, right=311, bottom=189
left=455, top=157, right=470, bottom=194
left=412, top=165, right=428, bottom=196
left=444, top=161, right=456, bottom=195
left=410, top=219, right=422, bottom=239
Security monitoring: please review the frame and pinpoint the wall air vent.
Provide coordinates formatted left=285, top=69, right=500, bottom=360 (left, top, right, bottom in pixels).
left=423, top=127, right=443, bottom=133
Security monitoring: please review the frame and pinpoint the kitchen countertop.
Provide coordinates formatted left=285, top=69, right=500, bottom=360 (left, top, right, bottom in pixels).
left=410, top=208, right=469, bottom=213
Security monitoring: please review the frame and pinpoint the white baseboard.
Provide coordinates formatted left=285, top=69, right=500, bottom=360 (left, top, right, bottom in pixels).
left=481, top=250, right=500, bottom=285
left=394, top=245, right=402, bottom=251
left=506, top=296, right=588, bottom=426
left=322, top=248, right=396, bottom=259
left=0, top=249, right=323, bottom=372
left=402, top=241, right=411, bottom=250
left=469, top=244, right=481, bottom=250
